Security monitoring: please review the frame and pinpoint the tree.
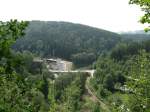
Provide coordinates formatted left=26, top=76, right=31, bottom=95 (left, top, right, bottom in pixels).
left=12, top=21, right=121, bottom=67
left=92, top=104, right=101, bottom=112
left=127, top=50, right=150, bottom=112
left=0, top=20, right=50, bottom=112
left=104, top=74, right=115, bottom=92
left=129, top=0, right=150, bottom=31
left=0, top=20, right=28, bottom=73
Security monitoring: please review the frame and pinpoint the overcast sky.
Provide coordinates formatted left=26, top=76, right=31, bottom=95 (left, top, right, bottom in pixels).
left=0, top=0, right=146, bottom=32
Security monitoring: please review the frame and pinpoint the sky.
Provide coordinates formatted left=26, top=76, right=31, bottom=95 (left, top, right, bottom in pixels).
left=0, top=0, right=146, bottom=32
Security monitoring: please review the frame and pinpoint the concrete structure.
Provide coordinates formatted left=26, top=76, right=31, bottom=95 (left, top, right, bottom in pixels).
left=45, top=58, right=73, bottom=71
left=49, top=69, right=95, bottom=77
left=33, top=58, right=43, bottom=63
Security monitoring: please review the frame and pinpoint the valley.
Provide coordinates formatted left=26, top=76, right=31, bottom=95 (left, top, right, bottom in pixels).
left=0, top=19, right=150, bottom=112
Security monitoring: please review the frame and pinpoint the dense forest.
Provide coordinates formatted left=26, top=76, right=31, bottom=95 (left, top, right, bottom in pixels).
left=13, top=21, right=121, bottom=67
left=122, top=33, right=150, bottom=42
left=91, top=41, right=150, bottom=112
left=1, top=0, right=150, bottom=111
left=1, top=20, right=150, bottom=112
left=0, top=20, right=103, bottom=112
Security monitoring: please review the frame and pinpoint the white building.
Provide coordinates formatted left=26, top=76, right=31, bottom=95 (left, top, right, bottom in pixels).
left=46, top=58, right=72, bottom=71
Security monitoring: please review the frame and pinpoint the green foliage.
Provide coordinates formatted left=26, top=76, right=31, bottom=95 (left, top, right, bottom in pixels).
left=110, top=40, right=150, bottom=61
left=122, top=33, right=150, bottom=42
left=92, top=39, right=150, bottom=111
left=13, top=21, right=121, bottom=67
left=48, top=73, right=87, bottom=111
left=103, top=74, right=115, bottom=92
left=71, top=52, right=96, bottom=67
left=92, top=104, right=101, bottom=112
left=0, top=72, right=32, bottom=112
left=91, top=55, right=126, bottom=96
left=129, top=0, right=150, bottom=31
left=127, top=50, right=150, bottom=112
left=0, top=20, right=28, bottom=73
left=0, top=20, right=50, bottom=112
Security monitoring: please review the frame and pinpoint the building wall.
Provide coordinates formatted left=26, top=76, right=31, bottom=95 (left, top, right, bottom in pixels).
left=46, top=59, right=73, bottom=71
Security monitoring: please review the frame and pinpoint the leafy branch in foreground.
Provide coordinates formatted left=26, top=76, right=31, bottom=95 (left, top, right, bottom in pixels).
left=0, top=20, right=50, bottom=112
left=129, top=0, right=150, bottom=32
left=0, top=20, right=28, bottom=73
left=127, top=50, right=150, bottom=112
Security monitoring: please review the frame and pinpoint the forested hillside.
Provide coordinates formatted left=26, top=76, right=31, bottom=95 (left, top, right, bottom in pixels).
left=1, top=0, right=150, bottom=111
left=0, top=20, right=102, bottom=112
left=121, top=33, right=150, bottom=42
left=91, top=40, right=150, bottom=112
left=13, top=21, right=121, bottom=66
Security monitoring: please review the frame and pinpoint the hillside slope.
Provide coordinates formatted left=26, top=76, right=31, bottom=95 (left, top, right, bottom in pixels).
left=121, top=30, right=150, bottom=42
left=13, top=21, right=121, bottom=66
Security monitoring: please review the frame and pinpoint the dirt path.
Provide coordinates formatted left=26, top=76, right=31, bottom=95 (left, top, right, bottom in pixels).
left=86, top=77, right=110, bottom=112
